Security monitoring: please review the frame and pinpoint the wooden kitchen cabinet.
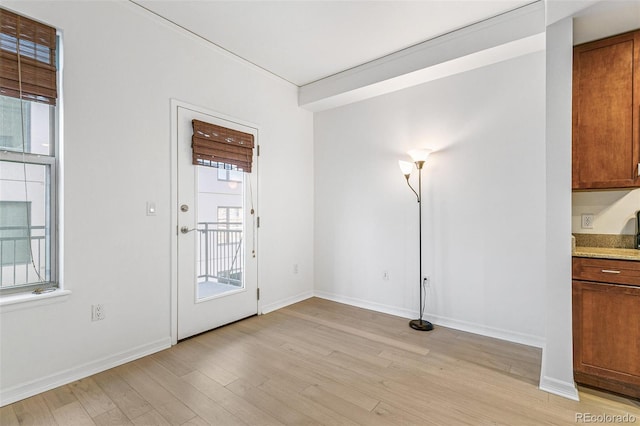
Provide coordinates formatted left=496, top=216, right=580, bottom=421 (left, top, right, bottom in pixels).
left=572, top=30, right=640, bottom=189
left=572, top=257, right=640, bottom=398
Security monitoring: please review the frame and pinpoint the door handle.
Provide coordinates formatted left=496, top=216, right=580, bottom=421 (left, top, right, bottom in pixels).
left=180, top=226, right=196, bottom=234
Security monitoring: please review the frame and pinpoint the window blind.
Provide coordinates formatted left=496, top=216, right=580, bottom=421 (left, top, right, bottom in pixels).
left=0, top=8, right=57, bottom=105
left=192, top=119, right=254, bottom=173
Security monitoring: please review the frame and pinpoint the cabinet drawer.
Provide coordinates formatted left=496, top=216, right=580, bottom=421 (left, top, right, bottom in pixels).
left=573, top=257, right=640, bottom=286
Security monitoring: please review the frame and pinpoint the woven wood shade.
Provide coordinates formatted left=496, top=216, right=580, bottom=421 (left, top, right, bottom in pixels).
left=192, top=119, right=254, bottom=172
left=0, top=8, right=57, bottom=105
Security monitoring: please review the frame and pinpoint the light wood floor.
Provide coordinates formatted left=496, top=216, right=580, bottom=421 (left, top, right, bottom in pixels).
left=2, top=297, right=639, bottom=425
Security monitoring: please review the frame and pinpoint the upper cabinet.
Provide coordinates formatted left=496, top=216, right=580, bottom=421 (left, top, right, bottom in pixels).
left=573, top=30, right=640, bottom=190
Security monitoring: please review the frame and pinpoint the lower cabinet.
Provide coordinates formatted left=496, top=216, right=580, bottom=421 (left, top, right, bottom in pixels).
left=572, top=257, right=640, bottom=398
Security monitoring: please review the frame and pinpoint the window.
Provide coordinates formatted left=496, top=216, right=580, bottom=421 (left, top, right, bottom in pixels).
left=0, top=8, right=58, bottom=293
left=217, top=206, right=242, bottom=227
left=0, top=201, right=31, bottom=266
left=217, top=168, right=243, bottom=182
left=0, top=99, right=57, bottom=291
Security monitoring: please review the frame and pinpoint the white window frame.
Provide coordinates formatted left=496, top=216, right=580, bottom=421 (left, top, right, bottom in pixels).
left=0, top=116, right=58, bottom=294
left=0, top=29, right=61, bottom=297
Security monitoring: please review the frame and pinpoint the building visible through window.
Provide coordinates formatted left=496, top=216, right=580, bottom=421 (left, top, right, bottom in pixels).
left=217, top=206, right=242, bottom=228
left=217, top=167, right=243, bottom=183
left=0, top=201, right=31, bottom=266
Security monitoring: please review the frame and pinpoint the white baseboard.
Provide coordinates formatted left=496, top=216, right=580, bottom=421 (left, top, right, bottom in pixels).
left=427, top=314, right=546, bottom=348
left=313, top=291, right=545, bottom=348
left=313, top=291, right=416, bottom=319
left=260, top=290, right=314, bottom=314
left=539, top=376, right=580, bottom=401
left=0, top=337, right=171, bottom=407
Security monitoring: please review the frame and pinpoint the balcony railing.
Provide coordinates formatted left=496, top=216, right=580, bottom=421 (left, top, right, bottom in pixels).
left=1, top=223, right=242, bottom=289
left=0, top=225, right=47, bottom=288
left=197, top=222, right=243, bottom=287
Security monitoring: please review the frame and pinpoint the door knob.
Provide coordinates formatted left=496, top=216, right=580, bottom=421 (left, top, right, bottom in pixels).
left=180, top=226, right=195, bottom=234
left=180, top=204, right=189, bottom=212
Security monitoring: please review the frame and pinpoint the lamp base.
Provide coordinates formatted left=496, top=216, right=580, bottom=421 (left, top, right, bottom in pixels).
left=409, top=319, right=434, bottom=331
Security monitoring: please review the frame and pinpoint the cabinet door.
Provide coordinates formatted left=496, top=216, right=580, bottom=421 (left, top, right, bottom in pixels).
left=572, top=31, right=640, bottom=189
left=573, top=280, right=640, bottom=397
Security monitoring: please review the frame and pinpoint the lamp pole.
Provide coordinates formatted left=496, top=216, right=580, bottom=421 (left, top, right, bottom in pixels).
left=399, top=149, right=433, bottom=332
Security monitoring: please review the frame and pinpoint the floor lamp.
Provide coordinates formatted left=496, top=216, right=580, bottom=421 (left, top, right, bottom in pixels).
left=399, top=149, right=433, bottom=332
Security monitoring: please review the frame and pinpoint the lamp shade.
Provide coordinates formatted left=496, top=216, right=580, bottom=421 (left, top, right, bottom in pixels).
left=408, top=149, right=432, bottom=163
left=398, top=160, right=413, bottom=176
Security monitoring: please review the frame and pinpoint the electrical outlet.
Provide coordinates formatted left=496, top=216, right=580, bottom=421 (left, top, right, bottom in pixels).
left=92, top=304, right=105, bottom=321
left=382, top=271, right=390, bottom=281
left=581, top=214, right=595, bottom=229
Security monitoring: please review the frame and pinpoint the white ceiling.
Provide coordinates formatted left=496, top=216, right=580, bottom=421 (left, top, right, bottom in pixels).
left=573, top=1, right=640, bottom=45
left=132, top=0, right=533, bottom=86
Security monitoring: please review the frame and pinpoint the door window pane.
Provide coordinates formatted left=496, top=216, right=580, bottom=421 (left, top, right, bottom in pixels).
left=196, top=166, right=244, bottom=300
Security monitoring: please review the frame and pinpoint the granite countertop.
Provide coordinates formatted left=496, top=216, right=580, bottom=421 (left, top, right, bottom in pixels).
left=573, top=246, right=640, bottom=262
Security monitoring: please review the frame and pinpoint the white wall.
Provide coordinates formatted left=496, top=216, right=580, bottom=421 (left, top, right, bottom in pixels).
left=540, top=17, right=578, bottom=400
left=572, top=189, right=640, bottom=235
left=0, top=0, right=313, bottom=404
left=314, top=51, right=546, bottom=346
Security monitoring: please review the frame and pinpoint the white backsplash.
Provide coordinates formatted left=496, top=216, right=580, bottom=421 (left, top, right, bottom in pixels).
left=572, top=188, right=640, bottom=235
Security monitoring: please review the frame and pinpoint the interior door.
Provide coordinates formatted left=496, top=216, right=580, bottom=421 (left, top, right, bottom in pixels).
left=176, top=105, right=258, bottom=340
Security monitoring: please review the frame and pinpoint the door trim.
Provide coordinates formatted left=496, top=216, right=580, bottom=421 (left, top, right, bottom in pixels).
left=170, top=99, right=260, bottom=345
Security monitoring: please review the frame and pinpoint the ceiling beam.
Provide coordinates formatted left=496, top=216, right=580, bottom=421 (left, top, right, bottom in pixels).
left=299, top=1, right=545, bottom=112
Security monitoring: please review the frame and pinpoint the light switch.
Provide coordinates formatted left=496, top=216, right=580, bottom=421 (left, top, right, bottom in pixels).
left=146, top=201, right=157, bottom=216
